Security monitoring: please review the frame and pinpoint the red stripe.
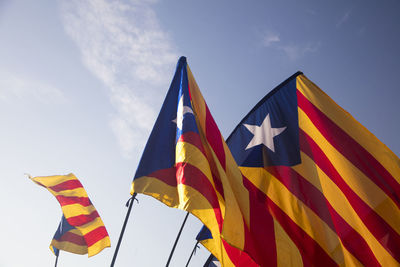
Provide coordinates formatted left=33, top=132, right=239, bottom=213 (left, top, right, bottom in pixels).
left=243, top=177, right=338, bottom=266
left=49, top=180, right=83, bottom=192
left=66, top=210, right=99, bottom=226
left=56, top=195, right=92, bottom=207
left=300, top=129, right=400, bottom=262
left=301, top=254, right=313, bottom=267
left=176, top=162, right=223, bottom=228
left=297, top=90, right=400, bottom=208
left=84, top=226, right=109, bottom=247
left=56, top=230, right=87, bottom=246
left=143, top=131, right=206, bottom=188
left=146, top=167, right=177, bottom=187
left=180, top=130, right=225, bottom=198
left=222, top=238, right=258, bottom=266
left=243, top=176, right=277, bottom=267
left=211, top=171, right=224, bottom=199
left=205, top=104, right=226, bottom=170
left=178, top=131, right=206, bottom=155
left=269, top=165, right=380, bottom=266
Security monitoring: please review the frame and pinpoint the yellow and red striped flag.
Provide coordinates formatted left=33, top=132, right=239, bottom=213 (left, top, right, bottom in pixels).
left=224, top=72, right=400, bottom=266
left=131, top=57, right=255, bottom=266
left=30, top=173, right=110, bottom=257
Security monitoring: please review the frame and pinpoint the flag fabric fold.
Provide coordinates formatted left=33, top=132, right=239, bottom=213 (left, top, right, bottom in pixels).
left=196, top=225, right=257, bottom=266
left=130, top=56, right=254, bottom=266
left=223, top=72, right=400, bottom=266
left=30, top=173, right=110, bottom=257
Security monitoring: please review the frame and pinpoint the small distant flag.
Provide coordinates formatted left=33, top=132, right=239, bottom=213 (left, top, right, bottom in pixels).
left=222, top=72, right=400, bottom=265
left=30, top=173, right=110, bottom=257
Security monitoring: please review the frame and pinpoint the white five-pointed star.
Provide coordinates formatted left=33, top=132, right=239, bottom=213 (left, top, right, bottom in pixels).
left=172, top=94, right=193, bottom=129
left=243, top=113, right=286, bottom=152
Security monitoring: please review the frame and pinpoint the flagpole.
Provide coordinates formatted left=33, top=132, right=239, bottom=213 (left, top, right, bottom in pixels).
left=165, top=211, right=190, bottom=267
left=185, top=240, right=200, bottom=267
left=54, top=254, right=59, bottom=267
left=110, top=193, right=137, bottom=267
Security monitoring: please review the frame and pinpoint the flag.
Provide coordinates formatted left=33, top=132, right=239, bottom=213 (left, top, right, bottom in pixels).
left=130, top=56, right=251, bottom=266
left=30, top=173, right=110, bottom=257
left=223, top=72, right=400, bottom=266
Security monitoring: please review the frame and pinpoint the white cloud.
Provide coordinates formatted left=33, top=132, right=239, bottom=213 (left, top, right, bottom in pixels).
left=0, top=71, right=65, bottom=103
left=60, top=0, right=178, bottom=157
left=263, top=31, right=280, bottom=47
left=261, top=30, right=320, bottom=60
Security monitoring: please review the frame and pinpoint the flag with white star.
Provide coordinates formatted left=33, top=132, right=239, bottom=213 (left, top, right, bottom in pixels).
left=222, top=72, right=400, bottom=266
left=228, top=73, right=301, bottom=167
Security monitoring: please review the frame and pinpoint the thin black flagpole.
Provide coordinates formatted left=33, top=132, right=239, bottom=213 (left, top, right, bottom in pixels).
left=185, top=240, right=200, bottom=267
left=165, top=211, right=190, bottom=267
left=54, top=254, right=59, bottom=267
left=110, top=193, right=137, bottom=267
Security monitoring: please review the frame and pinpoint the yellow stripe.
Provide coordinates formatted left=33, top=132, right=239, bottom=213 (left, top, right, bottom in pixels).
left=131, top=176, right=179, bottom=206
left=187, top=64, right=249, bottom=251
left=294, top=153, right=398, bottom=266
left=240, top=167, right=361, bottom=267
left=62, top=204, right=97, bottom=218
left=187, top=64, right=207, bottom=130
left=224, top=142, right=251, bottom=225
left=186, top=186, right=237, bottom=267
left=274, top=218, right=304, bottom=267
left=76, top=217, right=108, bottom=236
left=175, top=140, right=230, bottom=214
left=176, top=141, right=215, bottom=188
left=51, top=239, right=88, bottom=255
left=298, top=108, right=400, bottom=235
left=200, top=238, right=236, bottom=267
left=207, top=144, right=246, bottom=250
left=69, top=228, right=83, bottom=235
left=32, top=173, right=77, bottom=187
left=87, top=236, right=111, bottom=257
left=48, top=187, right=88, bottom=198
left=297, top=75, right=400, bottom=184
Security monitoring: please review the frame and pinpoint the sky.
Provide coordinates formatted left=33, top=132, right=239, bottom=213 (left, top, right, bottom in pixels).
left=1, top=0, right=400, bottom=266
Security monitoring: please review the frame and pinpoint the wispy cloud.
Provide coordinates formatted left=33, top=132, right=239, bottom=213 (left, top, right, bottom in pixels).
left=262, top=30, right=320, bottom=60
left=0, top=71, right=65, bottom=103
left=336, top=10, right=351, bottom=28
left=60, top=0, right=178, bottom=157
left=279, top=42, right=321, bottom=60
left=262, top=31, right=280, bottom=47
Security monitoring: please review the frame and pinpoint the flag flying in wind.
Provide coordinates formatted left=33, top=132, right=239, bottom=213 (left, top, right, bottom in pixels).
left=30, top=173, right=110, bottom=257
left=130, top=57, right=253, bottom=266
left=223, top=72, right=400, bottom=266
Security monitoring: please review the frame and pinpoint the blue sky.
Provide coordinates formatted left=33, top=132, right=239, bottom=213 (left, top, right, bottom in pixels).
left=1, top=0, right=399, bottom=266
